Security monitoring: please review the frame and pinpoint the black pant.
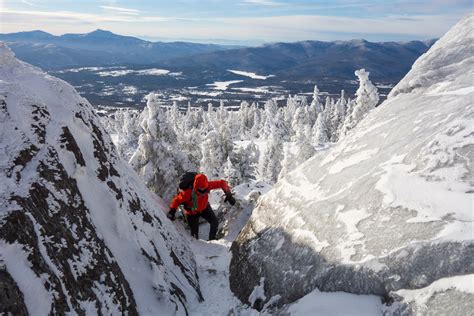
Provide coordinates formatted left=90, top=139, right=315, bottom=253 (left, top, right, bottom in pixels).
left=186, top=205, right=218, bottom=240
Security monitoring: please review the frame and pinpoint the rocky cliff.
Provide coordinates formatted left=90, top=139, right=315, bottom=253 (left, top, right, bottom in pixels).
left=0, top=43, right=202, bottom=315
left=229, top=14, right=474, bottom=314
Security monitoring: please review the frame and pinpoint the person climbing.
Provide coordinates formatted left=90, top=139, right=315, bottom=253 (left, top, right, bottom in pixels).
left=167, top=172, right=236, bottom=240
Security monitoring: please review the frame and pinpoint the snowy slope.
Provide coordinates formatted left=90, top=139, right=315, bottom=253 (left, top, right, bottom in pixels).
left=0, top=43, right=203, bottom=314
left=230, top=14, right=474, bottom=313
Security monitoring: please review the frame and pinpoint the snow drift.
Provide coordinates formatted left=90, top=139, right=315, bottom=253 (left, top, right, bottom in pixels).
left=230, top=14, right=474, bottom=313
left=0, top=43, right=203, bottom=314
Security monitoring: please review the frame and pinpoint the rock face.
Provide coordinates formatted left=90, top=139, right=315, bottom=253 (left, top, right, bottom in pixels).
left=229, top=15, right=474, bottom=312
left=0, top=43, right=202, bottom=314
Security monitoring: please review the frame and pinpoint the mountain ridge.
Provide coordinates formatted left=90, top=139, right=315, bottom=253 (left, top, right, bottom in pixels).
left=0, top=42, right=202, bottom=314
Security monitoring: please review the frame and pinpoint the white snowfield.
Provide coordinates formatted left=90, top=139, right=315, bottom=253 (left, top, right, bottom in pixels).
left=0, top=43, right=202, bottom=314
left=230, top=14, right=474, bottom=313
left=96, top=68, right=173, bottom=77
left=227, top=69, right=274, bottom=80
left=207, top=80, right=243, bottom=90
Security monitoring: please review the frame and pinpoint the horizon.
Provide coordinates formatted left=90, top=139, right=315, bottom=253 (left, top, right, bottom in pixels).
left=0, top=0, right=471, bottom=45
left=0, top=27, right=440, bottom=47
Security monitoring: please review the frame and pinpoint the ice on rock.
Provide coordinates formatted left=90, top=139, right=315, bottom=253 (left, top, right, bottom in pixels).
left=230, top=14, right=474, bottom=314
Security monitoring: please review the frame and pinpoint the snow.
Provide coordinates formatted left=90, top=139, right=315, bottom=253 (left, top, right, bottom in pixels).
left=97, top=69, right=135, bottom=77
left=328, top=148, right=379, bottom=174
left=187, top=238, right=244, bottom=315
left=189, top=89, right=222, bottom=97
left=1, top=241, right=53, bottom=316
left=122, top=85, right=138, bottom=95
left=286, top=289, right=384, bottom=316
left=228, top=70, right=274, bottom=80
left=249, top=277, right=266, bottom=306
left=206, top=80, right=243, bottom=90
left=376, top=158, right=473, bottom=225
left=231, top=86, right=282, bottom=94
left=136, top=68, right=170, bottom=76
left=56, top=66, right=108, bottom=73
left=394, top=274, right=474, bottom=305
left=96, top=68, right=171, bottom=77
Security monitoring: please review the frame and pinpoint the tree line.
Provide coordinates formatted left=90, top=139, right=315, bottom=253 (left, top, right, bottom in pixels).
left=102, top=69, right=379, bottom=201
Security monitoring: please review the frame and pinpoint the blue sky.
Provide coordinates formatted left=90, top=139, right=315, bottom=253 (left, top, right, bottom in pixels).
left=0, top=0, right=471, bottom=45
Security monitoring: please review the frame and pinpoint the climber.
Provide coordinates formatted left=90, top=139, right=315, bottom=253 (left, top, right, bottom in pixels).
left=167, top=172, right=236, bottom=240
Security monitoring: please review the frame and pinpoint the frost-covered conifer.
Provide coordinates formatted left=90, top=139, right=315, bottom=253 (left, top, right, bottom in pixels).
left=278, top=143, right=294, bottom=181
left=101, top=108, right=142, bottom=160
left=328, top=92, right=347, bottom=142
left=257, top=124, right=283, bottom=184
left=312, top=112, right=329, bottom=146
left=129, top=94, right=191, bottom=201
left=250, top=108, right=261, bottom=139
left=200, top=124, right=234, bottom=178
left=309, top=85, right=324, bottom=125
left=291, top=106, right=309, bottom=142
left=223, top=156, right=242, bottom=186
left=262, top=99, right=278, bottom=137
left=341, top=69, right=379, bottom=135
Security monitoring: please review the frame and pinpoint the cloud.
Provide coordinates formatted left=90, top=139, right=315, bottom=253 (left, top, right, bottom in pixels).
left=0, top=5, right=464, bottom=43
left=100, top=5, right=141, bottom=15
left=0, top=8, right=137, bottom=23
left=20, top=0, right=35, bottom=6
left=242, top=0, right=285, bottom=6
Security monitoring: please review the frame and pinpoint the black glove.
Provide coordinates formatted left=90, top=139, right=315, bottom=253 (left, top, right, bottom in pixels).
left=224, top=192, right=236, bottom=205
left=167, top=208, right=176, bottom=221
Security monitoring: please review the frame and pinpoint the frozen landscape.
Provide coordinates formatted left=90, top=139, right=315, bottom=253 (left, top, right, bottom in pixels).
left=0, top=6, right=473, bottom=316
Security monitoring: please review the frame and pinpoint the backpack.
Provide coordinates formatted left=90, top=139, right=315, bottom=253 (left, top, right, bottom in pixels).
left=179, top=171, right=197, bottom=191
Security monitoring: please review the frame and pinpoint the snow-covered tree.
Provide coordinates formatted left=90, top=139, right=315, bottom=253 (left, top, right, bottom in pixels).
left=100, top=108, right=142, bottom=160
left=312, top=112, right=329, bottom=147
left=200, top=124, right=234, bottom=178
left=223, top=156, right=242, bottom=187
left=309, top=85, right=324, bottom=125
left=291, top=106, right=309, bottom=142
left=129, top=94, right=191, bottom=201
left=262, top=99, right=279, bottom=138
left=341, top=69, right=379, bottom=135
left=278, top=142, right=294, bottom=181
left=328, top=90, right=347, bottom=142
left=257, top=124, right=283, bottom=184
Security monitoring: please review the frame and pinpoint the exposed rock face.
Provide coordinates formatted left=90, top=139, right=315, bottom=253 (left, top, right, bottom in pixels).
left=229, top=15, right=474, bottom=313
left=0, top=42, right=202, bottom=314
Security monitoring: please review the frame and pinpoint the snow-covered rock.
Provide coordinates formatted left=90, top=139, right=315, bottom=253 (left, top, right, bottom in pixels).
left=229, top=14, right=474, bottom=313
left=0, top=42, right=202, bottom=314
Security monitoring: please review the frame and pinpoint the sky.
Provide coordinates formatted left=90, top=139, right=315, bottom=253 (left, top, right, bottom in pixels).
left=0, top=0, right=472, bottom=45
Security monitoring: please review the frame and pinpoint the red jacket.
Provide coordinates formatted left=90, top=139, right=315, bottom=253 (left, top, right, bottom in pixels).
left=170, top=174, right=230, bottom=215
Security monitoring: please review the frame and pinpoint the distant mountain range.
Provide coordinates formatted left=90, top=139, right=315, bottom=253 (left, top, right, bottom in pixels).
left=0, top=29, right=233, bottom=69
left=0, top=30, right=435, bottom=82
left=162, top=38, right=436, bottom=83
left=0, top=29, right=437, bottom=107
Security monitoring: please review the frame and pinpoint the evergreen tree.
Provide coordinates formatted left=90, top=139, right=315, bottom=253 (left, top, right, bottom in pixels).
left=262, top=99, right=278, bottom=137
left=129, top=94, right=190, bottom=201
left=257, top=124, right=283, bottom=184
left=278, top=143, right=294, bottom=181
left=291, top=106, right=309, bottom=142
left=309, top=85, right=324, bottom=125
left=312, top=112, right=329, bottom=147
left=223, top=156, right=241, bottom=186
left=250, top=108, right=261, bottom=139
left=200, top=124, right=234, bottom=178
left=341, top=69, right=379, bottom=135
